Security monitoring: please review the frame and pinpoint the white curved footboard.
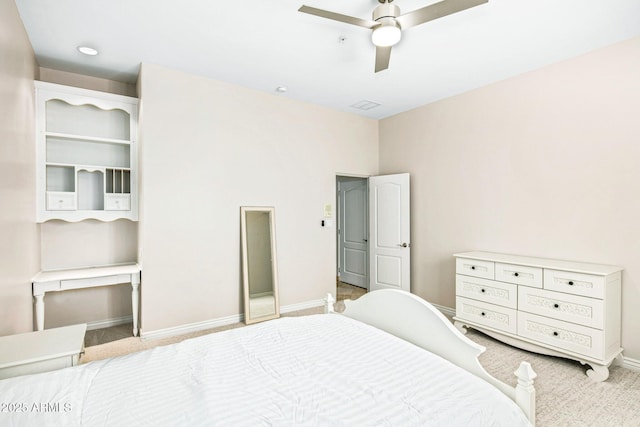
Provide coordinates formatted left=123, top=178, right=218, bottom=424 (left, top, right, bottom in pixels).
left=327, top=290, right=536, bottom=425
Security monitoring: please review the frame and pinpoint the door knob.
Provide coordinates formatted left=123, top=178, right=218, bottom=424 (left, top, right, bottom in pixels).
left=397, top=242, right=410, bottom=248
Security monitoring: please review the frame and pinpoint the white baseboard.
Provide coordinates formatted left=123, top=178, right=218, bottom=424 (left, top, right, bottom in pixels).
left=622, top=356, right=640, bottom=372
left=431, top=303, right=455, bottom=319
left=87, top=315, right=133, bottom=331
left=280, top=298, right=326, bottom=314
left=140, top=313, right=243, bottom=341
left=140, top=298, right=326, bottom=341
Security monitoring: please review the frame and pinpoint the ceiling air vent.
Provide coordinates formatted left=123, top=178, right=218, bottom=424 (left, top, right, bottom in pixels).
left=350, top=100, right=381, bottom=110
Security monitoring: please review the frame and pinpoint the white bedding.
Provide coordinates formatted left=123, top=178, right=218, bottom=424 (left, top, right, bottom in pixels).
left=0, top=314, right=530, bottom=426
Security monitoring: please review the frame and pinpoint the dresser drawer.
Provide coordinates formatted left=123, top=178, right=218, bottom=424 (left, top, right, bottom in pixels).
left=456, top=297, right=517, bottom=334
left=456, top=258, right=494, bottom=280
left=518, top=312, right=603, bottom=359
left=456, top=275, right=517, bottom=309
left=46, top=191, right=76, bottom=211
left=495, top=262, right=542, bottom=288
left=544, top=269, right=605, bottom=299
left=104, top=194, right=131, bottom=211
left=518, top=287, right=604, bottom=329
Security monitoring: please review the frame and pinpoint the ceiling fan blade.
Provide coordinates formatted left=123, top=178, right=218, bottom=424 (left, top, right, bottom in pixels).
left=396, top=0, right=488, bottom=30
left=375, top=46, right=392, bottom=73
left=298, top=5, right=378, bottom=29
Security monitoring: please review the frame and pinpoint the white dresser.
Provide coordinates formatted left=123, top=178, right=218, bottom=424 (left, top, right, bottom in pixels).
left=453, top=251, right=623, bottom=381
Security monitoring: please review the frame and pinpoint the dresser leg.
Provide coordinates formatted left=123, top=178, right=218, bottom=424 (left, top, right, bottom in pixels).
left=608, top=352, right=625, bottom=368
left=453, top=320, right=468, bottom=335
left=585, top=363, right=610, bottom=382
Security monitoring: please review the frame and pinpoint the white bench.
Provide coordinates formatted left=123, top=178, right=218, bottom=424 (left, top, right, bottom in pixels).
left=0, top=324, right=87, bottom=380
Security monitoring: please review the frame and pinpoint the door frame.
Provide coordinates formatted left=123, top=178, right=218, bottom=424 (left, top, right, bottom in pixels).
left=336, top=175, right=369, bottom=290
left=336, top=172, right=410, bottom=293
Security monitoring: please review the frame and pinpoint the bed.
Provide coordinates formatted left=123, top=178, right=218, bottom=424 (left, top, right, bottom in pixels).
left=0, top=290, right=536, bottom=426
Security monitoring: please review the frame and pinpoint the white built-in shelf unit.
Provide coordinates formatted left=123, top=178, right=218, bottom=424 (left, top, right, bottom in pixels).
left=35, top=81, right=138, bottom=222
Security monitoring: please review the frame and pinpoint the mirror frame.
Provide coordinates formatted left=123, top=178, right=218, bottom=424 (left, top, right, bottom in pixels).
left=241, top=206, right=280, bottom=324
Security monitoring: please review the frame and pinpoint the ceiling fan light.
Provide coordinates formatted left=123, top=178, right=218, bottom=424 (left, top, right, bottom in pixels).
left=371, top=20, right=401, bottom=47
left=77, top=46, right=98, bottom=56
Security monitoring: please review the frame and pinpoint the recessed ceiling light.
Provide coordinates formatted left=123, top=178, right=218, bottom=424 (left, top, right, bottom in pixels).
left=275, top=86, right=287, bottom=93
left=77, top=46, right=98, bottom=56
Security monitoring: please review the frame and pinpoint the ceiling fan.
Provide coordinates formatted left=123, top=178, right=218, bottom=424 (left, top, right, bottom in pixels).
left=298, top=0, right=488, bottom=72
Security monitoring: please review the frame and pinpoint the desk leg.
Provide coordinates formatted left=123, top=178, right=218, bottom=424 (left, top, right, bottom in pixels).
left=131, top=275, right=140, bottom=337
left=34, top=293, right=45, bottom=331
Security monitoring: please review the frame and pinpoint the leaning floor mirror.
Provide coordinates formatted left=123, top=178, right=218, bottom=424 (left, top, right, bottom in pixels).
left=241, top=206, right=280, bottom=324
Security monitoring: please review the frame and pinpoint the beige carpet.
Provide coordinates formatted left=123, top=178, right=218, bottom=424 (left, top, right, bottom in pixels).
left=469, top=328, right=640, bottom=427
left=81, top=308, right=640, bottom=427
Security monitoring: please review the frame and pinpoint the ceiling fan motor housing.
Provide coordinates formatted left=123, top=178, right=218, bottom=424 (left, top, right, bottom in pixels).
left=373, top=2, right=401, bottom=22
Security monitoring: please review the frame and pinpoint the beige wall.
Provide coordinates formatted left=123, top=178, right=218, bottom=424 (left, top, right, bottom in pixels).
left=39, top=68, right=136, bottom=97
left=138, top=63, right=378, bottom=333
left=0, top=0, right=40, bottom=335
left=379, top=37, right=640, bottom=359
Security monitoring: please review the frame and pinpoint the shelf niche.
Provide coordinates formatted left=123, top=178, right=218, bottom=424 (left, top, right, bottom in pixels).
left=46, top=137, right=130, bottom=168
left=45, top=99, right=130, bottom=141
left=46, top=165, right=74, bottom=192
left=77, top=170, right=104, bottom=211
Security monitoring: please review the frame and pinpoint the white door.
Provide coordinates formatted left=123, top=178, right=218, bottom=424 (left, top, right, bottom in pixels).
left=369, top=173, right=410, bottom=292
left=338, top=178, right=368, bottom=288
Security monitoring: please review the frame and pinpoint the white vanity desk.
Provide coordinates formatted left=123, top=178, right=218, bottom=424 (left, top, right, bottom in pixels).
left=32, top=263, right=141, bottom=336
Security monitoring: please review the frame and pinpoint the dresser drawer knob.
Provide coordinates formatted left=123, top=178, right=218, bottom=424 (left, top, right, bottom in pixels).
left=514, top=272, right=519, bottom=277
left=554, top=303, right=559, bottom=308
left=471, top=266, right=476, bottom=270
left=481, top=312, right=486, bottom=316
left=568, top=281, right=574, bottom=285
left=481, top=289, right=486, bottom=293
left=553, top=331, right=559, bottom=336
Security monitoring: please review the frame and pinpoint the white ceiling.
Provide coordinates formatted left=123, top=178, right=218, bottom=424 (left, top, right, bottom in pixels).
left=14, top=0, right=640, bottom=119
